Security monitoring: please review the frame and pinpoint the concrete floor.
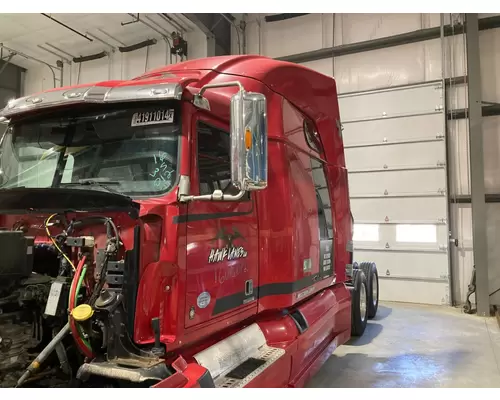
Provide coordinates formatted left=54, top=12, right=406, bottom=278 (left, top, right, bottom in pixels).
left=307, top=302, right=500, bottom=388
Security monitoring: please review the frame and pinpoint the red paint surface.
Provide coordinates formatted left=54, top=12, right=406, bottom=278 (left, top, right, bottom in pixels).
left=14, top=55, right=354, bottom=387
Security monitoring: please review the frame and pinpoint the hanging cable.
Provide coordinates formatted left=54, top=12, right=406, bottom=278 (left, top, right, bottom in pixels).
left=45, top=213, right=75, bottom=272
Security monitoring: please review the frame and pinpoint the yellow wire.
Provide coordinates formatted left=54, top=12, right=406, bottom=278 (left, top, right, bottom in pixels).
left=45, top=213, right=76, bottom=271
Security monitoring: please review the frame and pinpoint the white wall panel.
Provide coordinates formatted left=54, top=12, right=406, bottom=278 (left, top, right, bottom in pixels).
left=379, top=279, right=450, bottom=304
left=340, top=83, right=443, bottom=121
left=352, top=197, right=446, bottom=222
left=244, top=14, right=466, bottom=94
left=245, top=14, right=447, bottom=55
left=343, top=113, right=444, bottom=145
left=487, top=204, right=500, bottom=298
left=246, top=14, right=326, bottom=58
left=483, top=116, right=500, bottom=194
left=349, top=169, right=447, bottom=196
left=357, top=251, right=449, bottom=280
left=447, top=118, right=470, bottom=196
left=333, top=36, right=465, bottom=93
left=241, top=14, right=476, bottom=98
left=480, top=29, right=500, bottom=103
left=24, top=29, right=206, bottom=95
left=338, top=14, right=424, bottom=45
left=449, top=204, right=473, bottom=304
left=333, top=44, right=428, bottom=92
left=346, top=142, right=445, bottom=171
left=447, top=84, right=468, bottom=110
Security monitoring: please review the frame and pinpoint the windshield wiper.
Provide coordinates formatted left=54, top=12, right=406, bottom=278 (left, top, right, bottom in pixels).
left=61, top=179, right=128, bottom=198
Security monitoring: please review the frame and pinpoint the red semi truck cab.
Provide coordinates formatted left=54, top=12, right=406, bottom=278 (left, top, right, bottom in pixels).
left=0, top=55, right=377, bottom=388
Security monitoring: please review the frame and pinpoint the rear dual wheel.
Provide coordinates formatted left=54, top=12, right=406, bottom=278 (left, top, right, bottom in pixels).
left=360, top=262, right=379, bottom=319
left=351, top=269, right=368, bottom=337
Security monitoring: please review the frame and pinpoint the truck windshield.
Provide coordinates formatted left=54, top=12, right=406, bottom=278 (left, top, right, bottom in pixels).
left=0, top=102, right=181, bottom=198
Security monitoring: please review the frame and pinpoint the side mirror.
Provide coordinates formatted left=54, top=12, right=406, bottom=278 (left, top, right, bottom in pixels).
left=230, top=91, right=268, bottom=191
left=181, top=82, right=268, bottom=203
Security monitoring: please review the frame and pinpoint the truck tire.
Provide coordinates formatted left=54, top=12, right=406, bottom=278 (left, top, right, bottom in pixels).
left=351, top=269, right=368, bottom=337
left=359, top=262, right=379, bottom=319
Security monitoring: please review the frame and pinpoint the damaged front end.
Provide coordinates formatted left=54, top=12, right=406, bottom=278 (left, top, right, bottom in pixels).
left=0, top=188, right=171, bottom=388
left=0, top=99, right=182, bottom=387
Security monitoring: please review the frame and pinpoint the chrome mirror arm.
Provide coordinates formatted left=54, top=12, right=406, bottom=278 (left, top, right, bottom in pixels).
left=179, top=189, right=246, bottom=203
left=177, top=175, right=246, bottom=203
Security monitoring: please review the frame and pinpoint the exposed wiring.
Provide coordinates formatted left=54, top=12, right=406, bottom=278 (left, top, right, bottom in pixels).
left=45, top=213, right=75, bottom=272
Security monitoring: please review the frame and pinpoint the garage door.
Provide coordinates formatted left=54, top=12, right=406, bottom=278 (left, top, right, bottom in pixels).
left=339, top=81, right=451, bottom=305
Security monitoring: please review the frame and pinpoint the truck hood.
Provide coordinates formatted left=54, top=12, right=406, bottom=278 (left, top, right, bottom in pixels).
left=0, top=187, right=140, bottom=217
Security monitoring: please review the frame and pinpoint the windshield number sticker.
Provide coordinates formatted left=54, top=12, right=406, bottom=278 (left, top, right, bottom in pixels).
left=131, top=109, right=174, bottom=127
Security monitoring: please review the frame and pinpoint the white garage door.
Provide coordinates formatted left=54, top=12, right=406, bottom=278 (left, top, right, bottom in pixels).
left=339, top=81, right=451, bottom=305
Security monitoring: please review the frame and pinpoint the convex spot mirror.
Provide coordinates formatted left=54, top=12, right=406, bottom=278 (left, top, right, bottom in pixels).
left=230, top=91, right=268, bottom=192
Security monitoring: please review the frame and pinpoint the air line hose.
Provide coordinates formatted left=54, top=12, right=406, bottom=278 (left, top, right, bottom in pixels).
left=74, top=265, right=93, bottom=352
left=68, top=256, right=94, bottom=359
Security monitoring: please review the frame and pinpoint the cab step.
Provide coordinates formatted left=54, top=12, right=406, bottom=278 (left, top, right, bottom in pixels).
left=193, top=323, right=285, bottom=388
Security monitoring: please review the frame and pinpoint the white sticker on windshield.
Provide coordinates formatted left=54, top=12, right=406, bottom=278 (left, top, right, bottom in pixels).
left=131, top=109, right=174, bottom=127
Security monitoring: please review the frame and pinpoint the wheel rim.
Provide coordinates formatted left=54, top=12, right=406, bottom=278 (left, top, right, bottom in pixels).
left=360, top=282, right=367, bottom=322
left=372, top=275, right=378, bottom=307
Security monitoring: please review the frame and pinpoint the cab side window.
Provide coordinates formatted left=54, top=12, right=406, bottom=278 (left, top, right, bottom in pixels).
left=197, top=121, right=250, bottom=200
left=304, top=119, right=322, bottom=154
left=310, top=157, right=333, bottom=240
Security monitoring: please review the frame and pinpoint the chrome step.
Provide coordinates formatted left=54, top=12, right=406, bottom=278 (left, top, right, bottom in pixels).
left=216, top=345, right=284, bottom=388
left=193, top=323, right=285, bottom=388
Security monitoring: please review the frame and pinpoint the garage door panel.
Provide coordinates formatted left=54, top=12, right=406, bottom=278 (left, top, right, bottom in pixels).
left=351, top=197, right=447, bottom=221
left=354, top=250, right=449, bottom=279
left=337, top=81, right=450, bottom=305
left=379, top=279, right=450, bottom=305
left=342, top=113, right=444, bottom=146
left=339, top=82, right=443, bottom=122
left=345, top=141, right=446, bottom=170
left=354, top=224, right=448, bottom=247
left=348, top=169, right=446, bottom=196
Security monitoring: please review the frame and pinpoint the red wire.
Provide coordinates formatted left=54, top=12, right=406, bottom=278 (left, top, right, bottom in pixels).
left=69, top=256, right=85, bottom=310
left=68, top=256, right=94, bottom=359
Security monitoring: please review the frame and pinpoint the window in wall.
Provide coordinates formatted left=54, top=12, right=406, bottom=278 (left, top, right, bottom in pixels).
left=396, top=224, right=437, bottom=243
left=353, top=224, right=379, bottom=242
left=310, top=157, right=333, bottom=239
left=197, top=121, right=249, bottom=200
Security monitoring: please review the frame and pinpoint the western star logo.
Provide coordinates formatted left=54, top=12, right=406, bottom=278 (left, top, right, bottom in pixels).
left=208, top=227, right=248, bottom=264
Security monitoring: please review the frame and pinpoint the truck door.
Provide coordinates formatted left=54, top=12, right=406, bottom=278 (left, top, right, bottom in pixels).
left=184, top=117, right=259, bottom=329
